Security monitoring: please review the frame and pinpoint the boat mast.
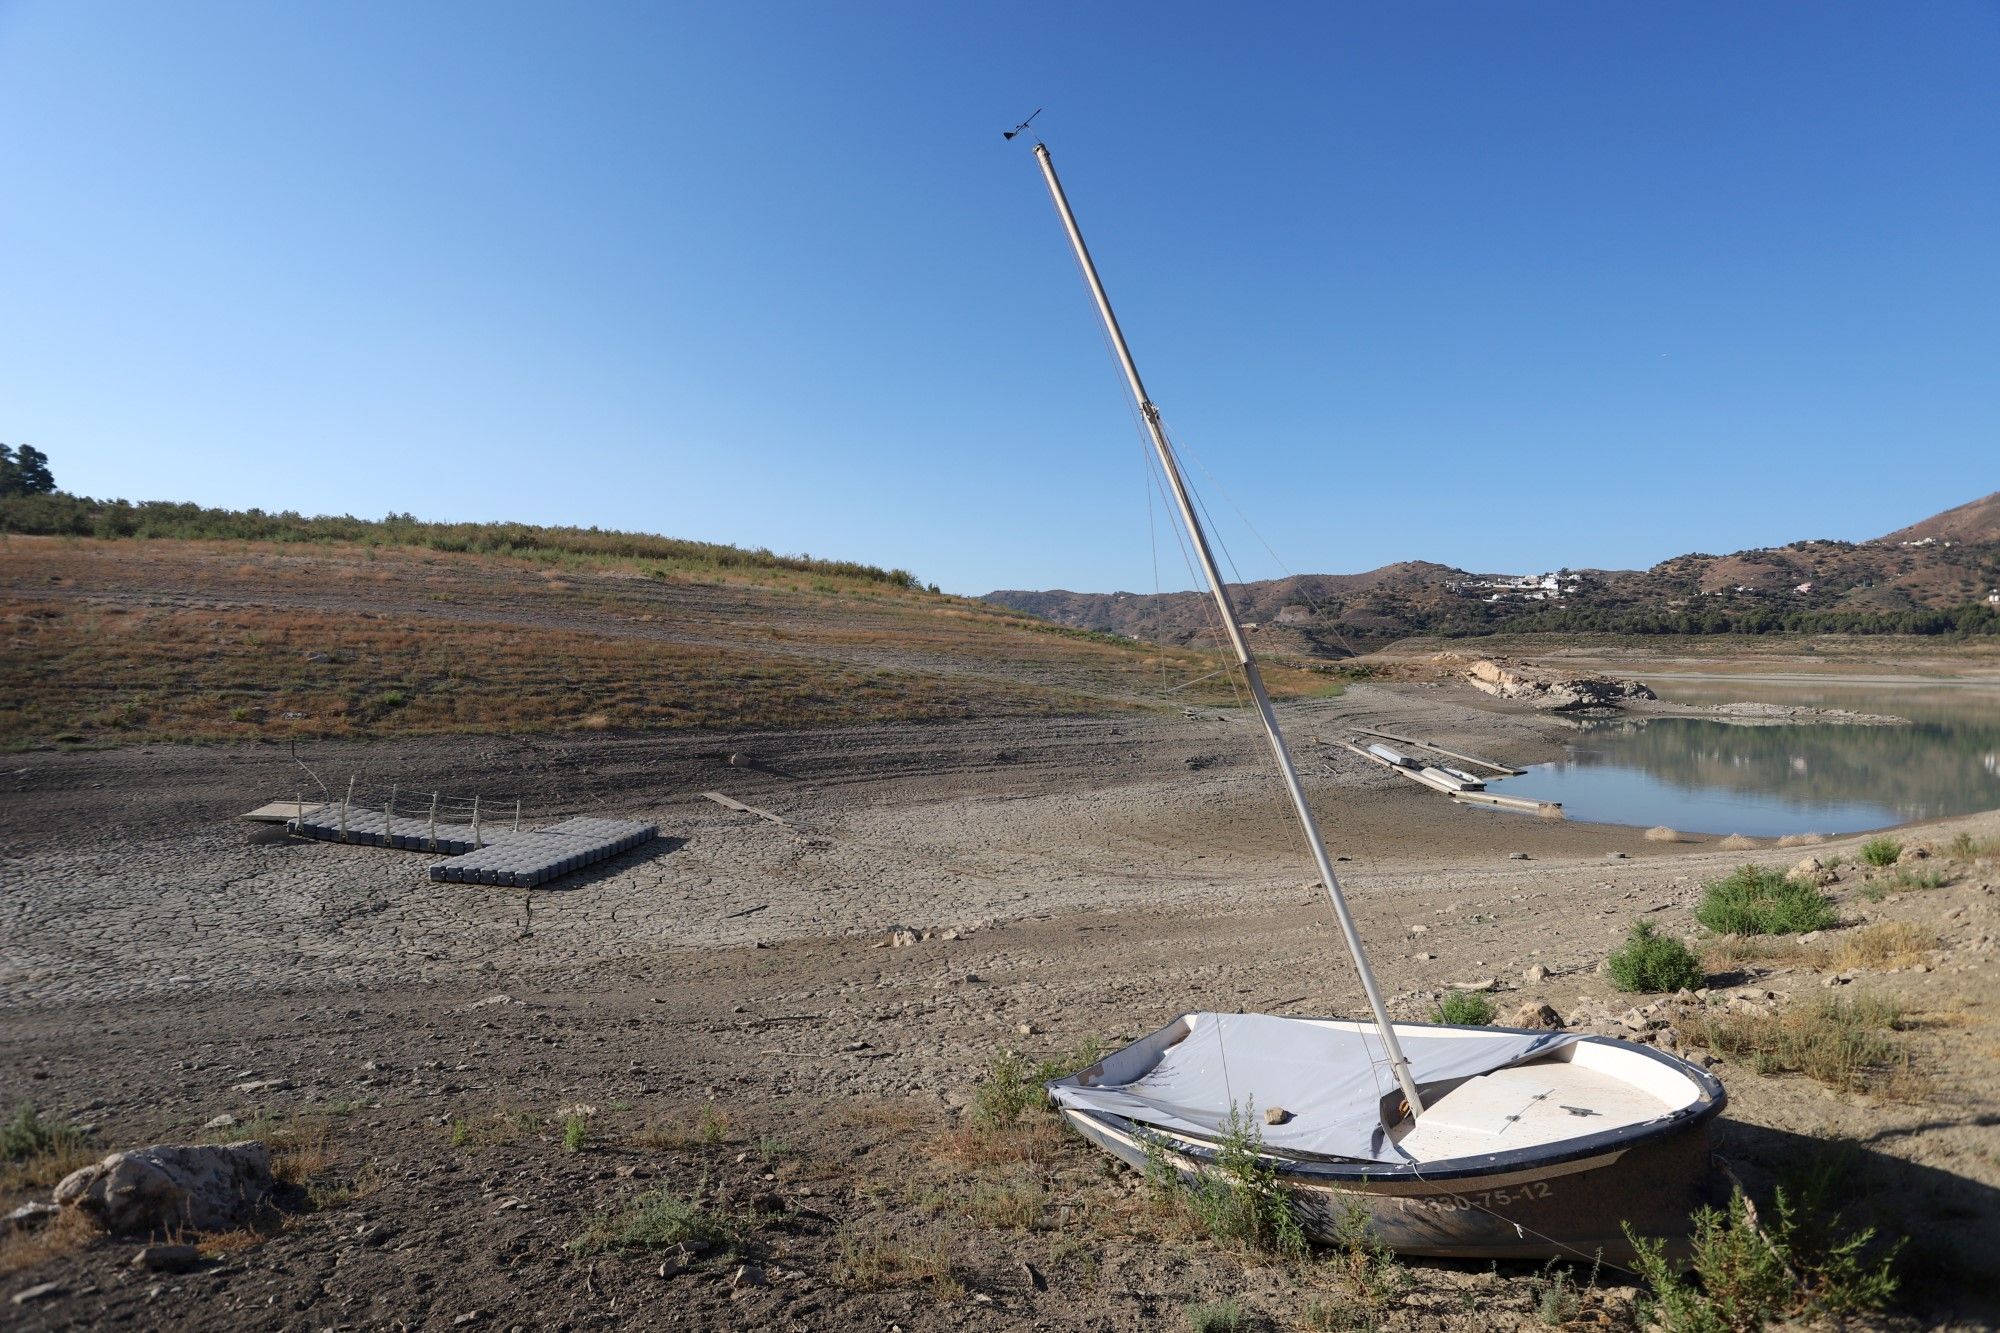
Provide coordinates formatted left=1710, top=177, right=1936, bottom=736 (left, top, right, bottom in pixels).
left=1030, top=142, right=1425, bottom=1116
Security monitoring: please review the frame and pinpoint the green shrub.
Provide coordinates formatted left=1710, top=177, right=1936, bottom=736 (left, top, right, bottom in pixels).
left=1605, top=921, right=1706, bottom=993
left=1143, top=1104, right=1307, bottom=1260
left=972, top=1051, right=1041, bottom=1129
left=1887, top=864, right=1947, bottom=891
left=971, top=1039, right=1109, bottom=1130
left=2, top=1105, right=80, bottom=1161
left=569, top=1188, right=737, bottom=1255
left=561, top=1114, right=589, bottom=1152
left=1626, top=1184, right=1899, bottom=1331
left=1695, top=866, right=1837, bottom=935
left=1860, top=837, right=1901, bottom=868
left=1435, top=990, right=1495, bottom=1025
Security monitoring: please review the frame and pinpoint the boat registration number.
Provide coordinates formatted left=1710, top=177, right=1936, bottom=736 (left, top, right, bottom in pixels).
left=1400, top=1180, right=1553, bottom=1213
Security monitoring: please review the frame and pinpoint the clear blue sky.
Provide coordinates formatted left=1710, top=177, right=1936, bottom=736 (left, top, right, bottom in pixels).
left=3, top=2, right=1994, bottom=595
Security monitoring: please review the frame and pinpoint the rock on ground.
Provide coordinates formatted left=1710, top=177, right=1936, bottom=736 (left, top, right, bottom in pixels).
left=53, top=1142, right=274, bottom=1235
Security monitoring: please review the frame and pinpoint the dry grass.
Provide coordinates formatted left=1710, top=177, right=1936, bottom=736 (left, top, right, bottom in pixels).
left=835, top=1224, right=962, bottom=1296
left=1644, top=826, right=1682, bottom=843
left=1776, top=833, right=1828, bottom=847
left=0, top=537, right=1340, bottom=747
left=1702, top=934, right=1824, bottom=971
left=1834, top=922, right=1937, bottom=971
left=1704, top=922, right=1936, bottom=975
left=1688, top=993, right=1924, bottom=1098
left=0, top=1207, right=101, bottom=1277
left=194, top=1225, right=277, bottom=1258
left=447, top=1107, right=544, bottom=1149
left=1718, top=833, right=1760, bottom=851
left=0, top=1140, right=97, bottom=1199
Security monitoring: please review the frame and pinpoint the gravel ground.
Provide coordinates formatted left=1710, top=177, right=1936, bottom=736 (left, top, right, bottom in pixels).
left=3, top=683, right=1997, bottom=1330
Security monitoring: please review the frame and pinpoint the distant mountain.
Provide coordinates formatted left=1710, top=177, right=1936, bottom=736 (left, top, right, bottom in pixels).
left=984, top=494, right=2000, bottom=647
left=1878, top=491, right=2000, bottom=547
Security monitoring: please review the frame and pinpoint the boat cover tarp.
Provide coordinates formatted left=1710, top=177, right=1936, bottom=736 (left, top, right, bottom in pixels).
left=1050, top=1013, right=1576, bottom=1163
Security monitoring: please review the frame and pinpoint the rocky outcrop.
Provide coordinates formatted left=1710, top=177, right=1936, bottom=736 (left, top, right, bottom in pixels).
left=53, top=1142, right=274, bottom=1236
left=1464, top=659, right=1657, bottom=710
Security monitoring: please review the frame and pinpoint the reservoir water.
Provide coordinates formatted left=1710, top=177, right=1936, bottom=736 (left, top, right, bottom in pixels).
left=1491, top=674, right=2000, bottom=836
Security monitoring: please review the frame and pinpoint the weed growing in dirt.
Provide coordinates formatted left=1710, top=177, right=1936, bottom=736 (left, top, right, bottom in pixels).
left=970, top=1039, right=1108, bottom=1131
left=1141, top=1106, right=1307, bottom=1260
left=973, top=1051, right=1042, bottom=1129
left=1861, top=837, right=1902, bottom=868
left=1329, top=1200, right=1409, bottom=1309
left=0, top=1104, right=92, bottom=1192
left=696, top=1103, right=729, bottom=1146
left=1690, top=993, right=1918, bottom=1097
left=569, top=1188, right=737, bottom=1255
left=1185, top=1297, right=1249, bottom=1332
left=446, top=1107, right=542, bottom=1149
left=561, top=1114, right=590, bottom=1153
left=305, top=1160, right=385, bottom=1210
left=1627, top=1184, right=1899, bottom=1331
left=1531, top=1256, right=1600, bottom=1327
left=1887, top=864, right=1950, bottom=891
left=1696, top=866, right=1837, bottom=935
left=3, top=1104, right=82, bottom=1161
left=755, top=1134, right=790, bottom=1163
left=1435, top=990, right=1495, bottom=1024
left=1606, top=922, right=1706, bottom=993
left=835, top=1224, right=961, bottom=1295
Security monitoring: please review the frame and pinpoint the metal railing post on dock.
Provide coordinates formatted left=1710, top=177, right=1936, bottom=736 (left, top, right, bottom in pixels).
left=385, top=785, right=397, bottom=848
left=471, top=796, right=481, bottom=850
left=427, top=792, right=439, bottom=852
left=341, top=775, right=354, bottom=842
left=513, top=799, right=521, bottom=832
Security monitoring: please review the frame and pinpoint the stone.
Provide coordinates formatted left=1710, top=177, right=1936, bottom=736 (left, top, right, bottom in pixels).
left=54, top=1142, right=274, bottom=1235
left=132, top=1243, right=201, bottom=1273
left=11, top=1282, right=64, bottom=1305
left=202, top=1114, right=237, bottom=1131
left=1523, top=964, right=1549, bottom=983
left=1263, top=1106, right=1292, bottom=1126
left=1897, top=844, right=1931, bottom=864
left=230, top=1078, right=291, bottom=1095
left=726, top=752, right=755, bottom=769
left=1508, top=852, right=1529, bottom=860
left=1016, top=1023, right=1037, bottom=1037
left=1510, top=1002, right=1563, bottom=1029
left=1448, top=978, right=1498, bottom=992
left=888, top=927, right=922, bottom=948
left=731, top=1264, right=767, bottom=1290
left=3, top=1202, right=58, bottom=1233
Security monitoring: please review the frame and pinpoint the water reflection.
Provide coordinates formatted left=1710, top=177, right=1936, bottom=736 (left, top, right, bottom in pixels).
left=1492, top=677, right=2000, bottom=836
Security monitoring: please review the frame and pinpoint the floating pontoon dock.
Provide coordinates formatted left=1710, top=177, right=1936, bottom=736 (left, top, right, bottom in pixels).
left=1352, top=727, right=1526, bottom=777
left=1342, top=740, right=1559, bottom=816
left=288, top=801, right=656, bottom=887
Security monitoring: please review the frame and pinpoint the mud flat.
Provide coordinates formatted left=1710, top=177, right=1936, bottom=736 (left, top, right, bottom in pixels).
left=3, top=682, right=1997, bottom=1329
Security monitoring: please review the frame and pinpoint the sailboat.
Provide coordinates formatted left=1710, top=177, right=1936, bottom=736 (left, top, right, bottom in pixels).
left=1021, top=139, right=1725, bottom=1262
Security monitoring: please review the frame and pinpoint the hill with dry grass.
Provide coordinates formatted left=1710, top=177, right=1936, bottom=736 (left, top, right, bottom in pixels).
left=987, top=494, right=2000, bottom=648
left=0, top=530, right=1339, bottom=749
left=1879, top=490, right=2000, bottom=546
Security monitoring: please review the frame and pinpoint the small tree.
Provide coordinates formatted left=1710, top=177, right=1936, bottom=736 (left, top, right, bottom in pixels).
left=0, top=444, right=56, bottom=496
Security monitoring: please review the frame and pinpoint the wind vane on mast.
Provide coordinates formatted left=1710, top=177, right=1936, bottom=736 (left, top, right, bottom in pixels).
left=1002, top=108, right=1043, bottom=141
